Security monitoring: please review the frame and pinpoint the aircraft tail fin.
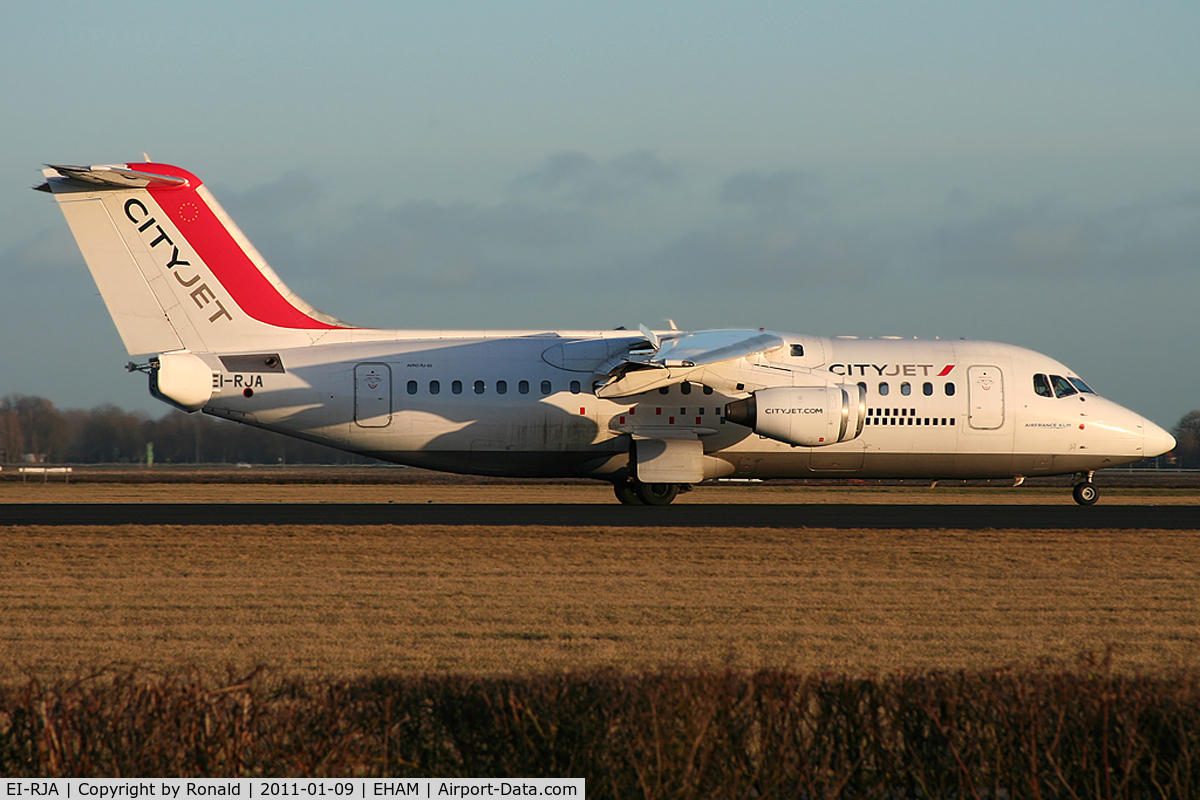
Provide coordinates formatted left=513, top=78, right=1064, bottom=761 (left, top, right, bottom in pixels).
left=38, top=163, right=352, bottom=355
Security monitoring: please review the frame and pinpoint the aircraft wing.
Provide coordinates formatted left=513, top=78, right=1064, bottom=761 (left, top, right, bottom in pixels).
left=649, top=329, right=784, bottom=367
left=595, top=328, right=785, bottom=398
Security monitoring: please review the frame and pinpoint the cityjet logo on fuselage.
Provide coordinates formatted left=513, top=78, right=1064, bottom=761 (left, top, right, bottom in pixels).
left=123, top=198, right=233, bottom=324
left=829, top=364, right=956, bottom=378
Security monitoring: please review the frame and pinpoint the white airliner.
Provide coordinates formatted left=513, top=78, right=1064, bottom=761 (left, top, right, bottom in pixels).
left=37, top=162, right=1175, bottom=505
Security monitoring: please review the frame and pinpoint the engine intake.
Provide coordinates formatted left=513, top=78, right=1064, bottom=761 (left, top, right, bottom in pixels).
left=724, top=385, right=866, bottom=447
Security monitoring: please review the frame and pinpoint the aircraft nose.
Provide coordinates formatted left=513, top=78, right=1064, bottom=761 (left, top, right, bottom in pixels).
left=1143, top=418, right=1176, bottom=458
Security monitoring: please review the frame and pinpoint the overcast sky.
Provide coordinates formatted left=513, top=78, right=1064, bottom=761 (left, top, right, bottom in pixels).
left=2, top=2, right=1197, bottom=427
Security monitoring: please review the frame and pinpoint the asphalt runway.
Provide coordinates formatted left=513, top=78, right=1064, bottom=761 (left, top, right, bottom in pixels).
left=0, top=503, right=1195, bottom=529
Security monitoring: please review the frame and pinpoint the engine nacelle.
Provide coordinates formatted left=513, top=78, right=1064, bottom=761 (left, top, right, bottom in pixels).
left=150, top=351, right=214, bottom=412
left=724, top=384, right=866, bottom=447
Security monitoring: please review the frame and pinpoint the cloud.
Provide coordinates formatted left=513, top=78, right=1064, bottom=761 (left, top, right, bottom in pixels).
left=121, top=156, right=1198, bottom=343
left=221, top=170, right=326, bottom=217
left=509, top=149, right=678, bottom=205
left=922, top=189, right=1200, bottom=280
left=352, top=200, right=585, bottom=268
left=720, top=169, right=824, bottom=214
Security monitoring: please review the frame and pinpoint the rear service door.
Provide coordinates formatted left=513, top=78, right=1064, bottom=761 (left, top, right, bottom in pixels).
left=354, top=363, right=392, bottom=427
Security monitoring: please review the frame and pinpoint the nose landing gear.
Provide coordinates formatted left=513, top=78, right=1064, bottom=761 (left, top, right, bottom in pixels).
left=1072, top=472, right=1099, bottom=505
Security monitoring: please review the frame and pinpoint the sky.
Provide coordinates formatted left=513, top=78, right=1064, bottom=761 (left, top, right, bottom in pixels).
left=1, top=1, right=1197, bottom=428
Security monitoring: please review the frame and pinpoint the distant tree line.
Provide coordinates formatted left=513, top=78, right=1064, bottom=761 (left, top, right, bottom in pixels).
left=0, top=395, right=373, bottom=465
left=1173, top=410, right=1200, bottom=469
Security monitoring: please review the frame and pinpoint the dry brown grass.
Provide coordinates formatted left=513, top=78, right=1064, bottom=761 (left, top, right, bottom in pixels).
left=3, top=481, right=1199, bottom=504
left=2, top=523, right=1197, bottom=681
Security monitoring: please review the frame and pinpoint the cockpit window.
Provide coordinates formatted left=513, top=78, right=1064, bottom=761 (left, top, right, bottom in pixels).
left=1036, top=373, right=1096, bottom=398
left=1050, top=375, right=1077, bottom=398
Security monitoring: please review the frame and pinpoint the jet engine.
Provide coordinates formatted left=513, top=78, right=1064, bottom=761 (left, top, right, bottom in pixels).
left=724, top=384, right=866, bottom=447
left=150, top=351, right=214, bottom=412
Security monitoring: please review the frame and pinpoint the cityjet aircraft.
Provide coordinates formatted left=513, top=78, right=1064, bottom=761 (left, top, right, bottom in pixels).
left=37, top=162, right=1175, bottom=505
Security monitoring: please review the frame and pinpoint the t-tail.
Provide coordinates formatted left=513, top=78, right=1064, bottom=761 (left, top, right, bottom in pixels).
left=37, top=163, right=352, bottom=356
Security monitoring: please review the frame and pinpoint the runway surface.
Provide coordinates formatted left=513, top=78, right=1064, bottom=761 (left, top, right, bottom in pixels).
left=0, top=503, right=1195, bottom=529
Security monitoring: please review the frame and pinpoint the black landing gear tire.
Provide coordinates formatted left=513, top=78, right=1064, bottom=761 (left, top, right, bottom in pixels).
left=614, top=481, right=645, bottom=505
left=634, top=482, right=680, bottom=506
left=1073, top=482, right=1099, bottom=506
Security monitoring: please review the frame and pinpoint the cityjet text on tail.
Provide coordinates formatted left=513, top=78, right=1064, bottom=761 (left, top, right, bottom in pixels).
left=36, top=162, right=1175, bottom=505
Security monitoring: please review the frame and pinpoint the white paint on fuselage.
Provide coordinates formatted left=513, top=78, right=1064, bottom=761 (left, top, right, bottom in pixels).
left=198, top=331, right=1166, bottom=480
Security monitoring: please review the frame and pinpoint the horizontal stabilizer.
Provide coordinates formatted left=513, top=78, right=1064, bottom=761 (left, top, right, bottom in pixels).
left=45, top=164, right=189, bottom=189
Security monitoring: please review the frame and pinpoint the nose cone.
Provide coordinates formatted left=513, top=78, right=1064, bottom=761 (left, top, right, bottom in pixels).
left=1144, top=418, right=1176, bottom=458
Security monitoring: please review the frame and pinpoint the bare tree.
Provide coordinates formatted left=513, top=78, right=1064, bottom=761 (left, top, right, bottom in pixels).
left=1172, top=410, right=1200, bottom=469
left=1, top=395, right=69, bottom=462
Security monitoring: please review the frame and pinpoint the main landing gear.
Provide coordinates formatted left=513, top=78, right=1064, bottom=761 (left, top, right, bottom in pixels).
left=1072, top=472, right=1099, bottom=506
left=613, top=479, right=688, bottom=506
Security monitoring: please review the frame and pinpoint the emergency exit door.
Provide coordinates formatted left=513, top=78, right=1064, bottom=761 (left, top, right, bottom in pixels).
left=967, top=365, right=1004, bottom=430
left=354, top=363, right=392, bottom=427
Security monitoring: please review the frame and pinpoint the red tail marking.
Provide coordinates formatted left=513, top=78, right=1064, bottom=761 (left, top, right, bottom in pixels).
left=140, top=165, right=341, bottom=330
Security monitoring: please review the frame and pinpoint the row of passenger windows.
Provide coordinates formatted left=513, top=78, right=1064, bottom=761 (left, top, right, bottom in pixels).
left=403, top=380, right=720, bottom=397
left=857, top=381, right=956, bottom=398
left=405, top=379, right=585, bottom=396
left=1033, top=374, right=1095, bottom=399
left=403, top=378, right=963, bottom=400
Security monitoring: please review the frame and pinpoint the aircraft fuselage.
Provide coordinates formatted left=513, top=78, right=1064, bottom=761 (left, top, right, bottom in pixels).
left=190, top=331, right=1164, bottom=483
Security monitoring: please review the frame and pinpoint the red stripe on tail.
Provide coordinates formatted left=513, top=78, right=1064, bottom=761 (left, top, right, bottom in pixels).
left=141, top=164, right=341, bottom=331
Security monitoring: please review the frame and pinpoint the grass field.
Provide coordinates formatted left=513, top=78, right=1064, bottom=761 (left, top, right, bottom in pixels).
left=3, top=478, right=1198, bottom=784
left=2, top=513, right=1197, bottom=680
left=2, top=476, right=1200, bottom=504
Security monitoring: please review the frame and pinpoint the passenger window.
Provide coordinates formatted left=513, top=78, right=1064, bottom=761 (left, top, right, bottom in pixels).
left=878, top=382, right=890, bottom=396
left=518, top=380, right=529, bottom=395
left=658, top=387, right=670, bottom=395
left=1033, top=374, right=1053, bottom=397
left=681, top=382, right=692, bottom=395
left=570, top=380, right=581, bottom=394
left=858, top=382, right=868, bottom=396
left=901, top=382, right=911, bottom=396
left=923, top=382, right=933, bottom=396
left=703, top=386, right=714, bottom=395
left=474, top=380, right=485, bottom=394
left=945, top=383, right=956, bottom=397
left=406, top=380, right=418, bottom=395
left=430, top=380, right=440, bottom=395
left=1051, top=375, right=1077, bottom=398
left=496, top=380, right=507, bottom=395
left=452, top=380, right=463, bottom=395
left=541, top=380, right=552, bottom=395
